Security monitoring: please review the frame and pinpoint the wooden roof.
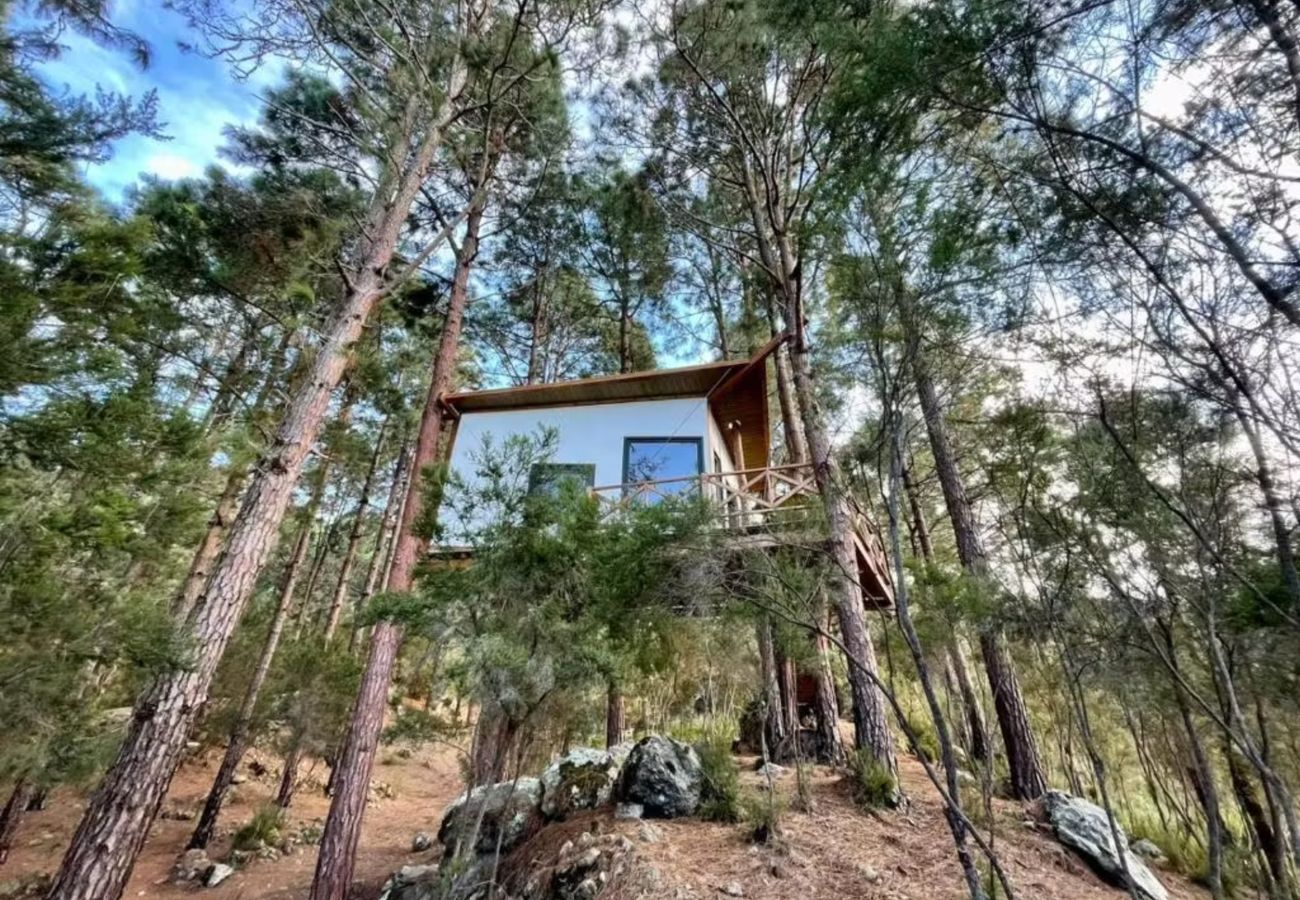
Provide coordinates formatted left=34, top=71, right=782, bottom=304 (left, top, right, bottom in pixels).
left=443, top=335, right=785, bottom=413
left=442, top=336, right=785, bottom=472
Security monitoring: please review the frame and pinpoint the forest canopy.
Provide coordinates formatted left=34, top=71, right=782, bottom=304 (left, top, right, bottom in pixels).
left=1, top=1, right=1299, bottom=899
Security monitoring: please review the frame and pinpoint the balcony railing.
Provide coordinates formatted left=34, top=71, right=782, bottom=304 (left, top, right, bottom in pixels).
left=589, top=463, right=821, bottom=531
left=589, top=462, right=894, bottom=605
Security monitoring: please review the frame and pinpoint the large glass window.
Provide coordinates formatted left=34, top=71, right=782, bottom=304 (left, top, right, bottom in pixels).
left=623, top=437, right=703, bottom=499
left=528, top=463, right=596, bottom=499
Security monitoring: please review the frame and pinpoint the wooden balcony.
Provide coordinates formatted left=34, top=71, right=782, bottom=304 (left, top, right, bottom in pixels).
left=589, top=463, right=894, bottom=608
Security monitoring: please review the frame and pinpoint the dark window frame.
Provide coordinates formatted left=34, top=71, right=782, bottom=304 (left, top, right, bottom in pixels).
left=621, top=436, right=704, bottom=497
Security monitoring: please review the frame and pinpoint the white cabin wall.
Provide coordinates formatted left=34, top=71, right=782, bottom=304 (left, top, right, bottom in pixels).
left=442, top=396, right=711, bottom=539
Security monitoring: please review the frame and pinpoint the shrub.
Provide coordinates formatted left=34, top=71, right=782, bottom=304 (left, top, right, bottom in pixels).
left=232, top=805, right=283, bottom=851
left=847, top=748, right=898, bottom=810
left=696, top=739, right=742, bottom=823
left=904, top=710, right=940, bottom=763
left=741, top=791, right=786, bottom=845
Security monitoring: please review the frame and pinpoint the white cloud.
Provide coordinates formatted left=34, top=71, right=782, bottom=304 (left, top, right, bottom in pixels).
left=144, top=152, right=202, bottom=180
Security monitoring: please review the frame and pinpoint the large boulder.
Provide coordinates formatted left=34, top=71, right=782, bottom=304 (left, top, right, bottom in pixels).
left=1042, top=791, right=1167, bottom=900
left=540, top=747, right=624, bottom=819
left=615, top=736, right=702, bottom=819
left=438, top=778, right=543, bottom=857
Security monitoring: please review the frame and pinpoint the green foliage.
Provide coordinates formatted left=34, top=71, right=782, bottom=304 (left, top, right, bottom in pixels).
left=232, top=806, right=284, bottom=852
left=846, top=749, right=897, bottom=811
left=741, top=791, right=786, bottom=845
left=695, top=740, right=742, bottom=823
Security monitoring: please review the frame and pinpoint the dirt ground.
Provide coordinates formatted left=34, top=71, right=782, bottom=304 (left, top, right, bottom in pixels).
left=2, top=739, right=1207, bottom=900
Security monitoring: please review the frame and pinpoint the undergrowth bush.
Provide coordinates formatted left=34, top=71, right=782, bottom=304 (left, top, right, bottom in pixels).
left=847, top=748, right=898, bottom=810
left=741, top=791, right=785, bottom=845
left=905, top=710, right=940, bottom=763
left=232, top=805, right=283, bottom=851
left=696, top=739, right=742, bottom=822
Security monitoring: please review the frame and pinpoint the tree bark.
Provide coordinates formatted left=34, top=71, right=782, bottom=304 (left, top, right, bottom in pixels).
left=806, top=601, right=844, bottom=764
left=0, top=780, right=33, bottom=866
left=907, top=323, right=1047, bottom=800
left=755, top=618, right=790, bottom=760
left=186, top=512, right=314, bottom=849
left=787, top=325, right=895, bottom=772
left=310, top=187, right=485, bottom=900
left=323, top=418, right=391, bottom=642
left=173, top=335, right=293, bottom=623
left=605, top=682, right=625, bottom=748
left=901, top=460, right=990, bottom=763
left=46, top=55, right=461, bottom=900
left=349, top=440, right=412, bottom=653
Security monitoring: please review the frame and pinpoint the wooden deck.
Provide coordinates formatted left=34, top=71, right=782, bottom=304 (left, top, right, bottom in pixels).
left=590, top=463, right=894, bottom=607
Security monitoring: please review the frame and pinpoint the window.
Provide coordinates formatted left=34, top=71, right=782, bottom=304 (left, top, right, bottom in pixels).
left=528, top=463, right=596, bottom=499
left=623, top=437, right=703, bottom=499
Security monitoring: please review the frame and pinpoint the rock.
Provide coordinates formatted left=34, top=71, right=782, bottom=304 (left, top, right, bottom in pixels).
left=411, top=831, right=433, bottom=852
left=721, top=881, right=744, bottom=897
left=614, top=802, right=644, bottom=821
left=172, top=849, right=211, bottom=883
left=377, top=864, right=440, bottom=900
left=856, top=863, right=880, bottom=883
left=755, top=763, right=786, bottom=780
left=615, top=736, right=702, bottom=818
left=437, top=777, right=543, bottom=857
left=203, top=863, right=234, bottom=888
left=540, top=747, right=624, bottom=819
left=230, top=772, right=247, bottom=785
left=1042, top=791, right=1167, bottom=900
left=637, top=822, right=662, bottom=844
left=1131, top=839, right=1166, bottom=862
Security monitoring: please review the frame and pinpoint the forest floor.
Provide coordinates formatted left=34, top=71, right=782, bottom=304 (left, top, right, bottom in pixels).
left=2, top=735, right=1208, bottom=900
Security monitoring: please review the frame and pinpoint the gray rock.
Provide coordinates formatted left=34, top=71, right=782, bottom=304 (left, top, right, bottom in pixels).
left=614, top=802, right=644, bottom=821
left=721, top=881, right=744, bottom=896
left=377, top=864, right=441, bottom=900
left=755, top=763, right=786, bottom=780
left=540, top=747, right=624, bottom=819
left=1042, top=791, right=1167, bottom=900
left=1131, top=838, right=1166, bottom=862
left=438, top=777, right=543, bottom=857
left=411, top=831, right=433, bottom=852
left=172, top=848, right=210, bottom=883
left=203, top=863, right=234, bottom=888
left=616, top=736, right=702, bottom=819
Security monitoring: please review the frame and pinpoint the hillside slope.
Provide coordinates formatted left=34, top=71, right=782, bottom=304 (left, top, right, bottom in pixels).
left=1, top=741, right=1206, bottom=900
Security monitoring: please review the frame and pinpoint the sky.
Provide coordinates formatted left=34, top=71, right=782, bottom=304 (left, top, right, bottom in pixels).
left=24, top=0, right=277, bottom=200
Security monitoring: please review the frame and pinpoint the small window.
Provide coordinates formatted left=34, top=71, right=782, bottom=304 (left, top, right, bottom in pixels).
left=623, top=437, right=703, bottom=500
left=528, top=463, right=596, bottom=499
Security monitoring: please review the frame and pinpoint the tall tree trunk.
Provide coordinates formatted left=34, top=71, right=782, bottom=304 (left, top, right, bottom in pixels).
left=907, top=322, right=1047, bottom=800
left=173, top=335, right=293, bottom=623
left=901, top=460, right=990, bottom=763
left=46, top=62, right=462, bottom=900
left=886, top=416, right=985, bottom=900
left=808, top=602, right=845, bottom=764
left=275, top=737, right=304, bottom=809
left=1228, top=385, right=1300, bottom=606
left=185, top=511, right=316, bottom=849
left=0, top=780, right=34, bottom=865
left=737, top=153, right=894, bottom=771
left=605, top=682, right=625, bottom=748
left=323, top=418, right=391, bottom=642
left=310, top=189, right=486, bottom=900
left=755, top=618, right=790, bottom=760
left=785, top=308, right=895, bottom=773
left=350, top=440, right=412, bottom=654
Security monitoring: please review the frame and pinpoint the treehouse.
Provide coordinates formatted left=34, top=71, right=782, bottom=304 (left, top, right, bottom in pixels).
left=434, top=337, right=893, bottom=607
